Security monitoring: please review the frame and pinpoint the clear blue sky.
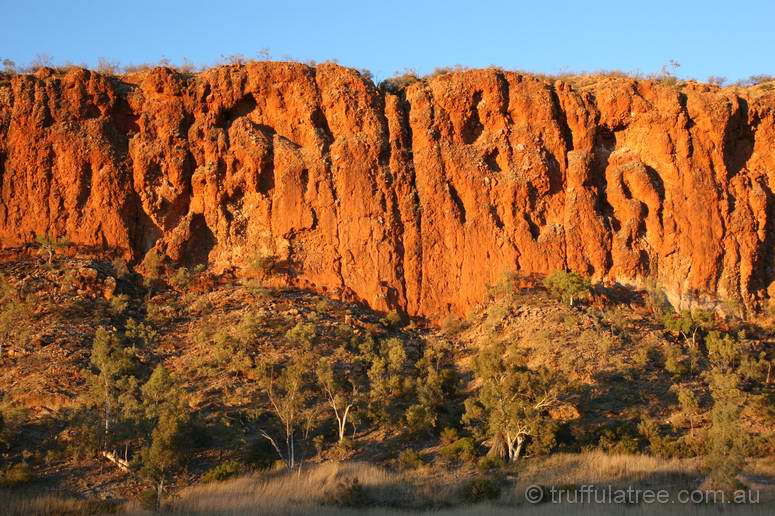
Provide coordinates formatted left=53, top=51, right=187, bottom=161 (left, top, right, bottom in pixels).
left=1, top=0, right=772, bottom=82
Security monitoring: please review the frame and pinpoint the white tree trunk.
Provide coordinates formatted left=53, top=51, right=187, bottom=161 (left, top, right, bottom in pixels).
left=157, top=477, right=165, bottom=509
left=514, top=435, right=525, bottom=461
left=102, top=450, right=130, bottom=471
left=337, top=404, right=353, bottom=443
left=505, top=432, right=521, bottom=462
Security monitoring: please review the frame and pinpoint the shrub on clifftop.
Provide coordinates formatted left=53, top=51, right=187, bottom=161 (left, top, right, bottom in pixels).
left=543, top=270, right=592, bottom=306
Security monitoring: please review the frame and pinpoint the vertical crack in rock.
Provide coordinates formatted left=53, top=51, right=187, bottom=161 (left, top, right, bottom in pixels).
left=447, top=181, right=466, bottom=225
left=461, top=90, right=484, bottom=144
left=548, top=83, right=574, bottom=156
left=592, top=126, right=617, bottom=275
left=676, top=92, right=695, bottom=159
left=387, top=88, right=423, bottom=314
left=312, top=67, right=344, bottom=290
left=751, top=178, right=775, bottom=295
left=377, top=93, right=408, bottom=309
left=723, top=98, right=756, bottom=179
left=75, top=161, right=92, bottom=211
left=218, top=94, right=257, bottom=128
left=0, top=150, right=6, bottom=217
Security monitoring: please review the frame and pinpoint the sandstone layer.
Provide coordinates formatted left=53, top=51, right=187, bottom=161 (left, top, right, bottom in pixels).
left=1, top=63, right=774, bottom=318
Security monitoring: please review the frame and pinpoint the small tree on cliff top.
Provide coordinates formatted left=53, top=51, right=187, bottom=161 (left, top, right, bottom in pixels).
left=35, top=232, right=69, bottom=265
left=246, top=251, right=277, bottom=282
left=662, top=309, right=715, bottom=348
left=543, top=270, right=592, bottom=306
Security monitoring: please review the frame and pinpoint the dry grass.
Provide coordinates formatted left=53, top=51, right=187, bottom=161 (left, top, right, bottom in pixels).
left=3, top=455, right=772, bottom=515
left=146, top=454, right=773, bottom=515
left=0, top=489, right=115, bottom=515
left=517, top=451, right=702, bottom=486
left=510, top=451, right=703, bottom=503
left=165, top=462, right=416, bottom=515
left=511, top=453, right=775, bottom=508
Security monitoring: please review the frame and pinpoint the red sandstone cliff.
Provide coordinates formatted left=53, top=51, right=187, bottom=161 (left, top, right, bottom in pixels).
left=1, top=63, right=774, bottom=318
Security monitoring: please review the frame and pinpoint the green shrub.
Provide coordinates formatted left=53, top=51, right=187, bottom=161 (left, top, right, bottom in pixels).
left=0, top=278, right=34, bottom=359
left=323, top=477, right=370, bottom=507
left=285, top=321, right=316, bottom=350
left=405, top=404, right=436, bottom=435
left=440, top=427, right=459, bottom=446
left=664, top=345, right=689, bottom=378
left=634, top=344, right=663, bottom=369
left=706, top=331, right=739, bottom=371
left=440, top=437, right=477, bottom=464
left=674, top=386, right=701, bottom=432
left=529, top=421, right=559, bottom=456
left=332, top=437, right=356, bottom=460
left=440, top=314, right=467, bottom=335
left=382, top=309, right=404, bottom=329
left=61, top=409, right=102, bottom=460
left=638, top=417, right=699, bottom=458
left=142, top=250, right=164, bottom=280
left=703, top=370, right=749, bottom=489
left=112, top=257, right=130, bottom=278
left=596, top=332, right=618, bottom=354
left=315, top=298, right=332, bottom=313
left=246, top=252, right=276, bottom=279
left=397, top=449, right=423, bottom=470
left=380, top=70, right=420, bottom=94
left=145, top=299, right=169, bottom=325
left=109, top=293, right=129, bottom=315
left=459, top=476, right=501, bottom=503
left=125, top=318, right=158, bottom=349
left=661, top=309, right=715, bottom=343
left=477, top=455, right=504, bottom=471
left=202, top=460, right=243, bottom=483
left=1, top=462, right=34, bottom=487
left=45, top=448, right=64, bottom=465
left=169, top=267, right=192, bottom=290
left=243, top=280, right=272, bottom=298
left=543, top=271, right=592, bottom=306
left=597, top=423, right=641, bottom=454
left=137, top=488, right=159, bottom=511
left=35, top=232, right=69, bottom=265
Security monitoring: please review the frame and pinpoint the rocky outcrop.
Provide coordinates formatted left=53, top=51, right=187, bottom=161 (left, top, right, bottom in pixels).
left=1, top=63, right=774, bottom=318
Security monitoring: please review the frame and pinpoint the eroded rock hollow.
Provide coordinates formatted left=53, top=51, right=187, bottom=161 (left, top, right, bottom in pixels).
left=1, top=63, right=774, bottom=318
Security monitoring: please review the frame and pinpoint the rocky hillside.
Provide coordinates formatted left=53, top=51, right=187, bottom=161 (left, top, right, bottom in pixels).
left=1, top=64, right=775, bottom=319
left=0, top=252, right=772, bottom=506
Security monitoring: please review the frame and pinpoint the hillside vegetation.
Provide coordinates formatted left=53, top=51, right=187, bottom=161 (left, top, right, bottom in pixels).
left=0, top=246, right=772, bottom=513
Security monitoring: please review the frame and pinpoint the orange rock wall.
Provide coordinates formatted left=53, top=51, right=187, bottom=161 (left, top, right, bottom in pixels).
left=1, top=63, right=774, bottom=318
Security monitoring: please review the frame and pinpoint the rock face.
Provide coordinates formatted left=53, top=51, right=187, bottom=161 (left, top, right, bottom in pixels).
left=1, top=63, right=774, bottom=319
